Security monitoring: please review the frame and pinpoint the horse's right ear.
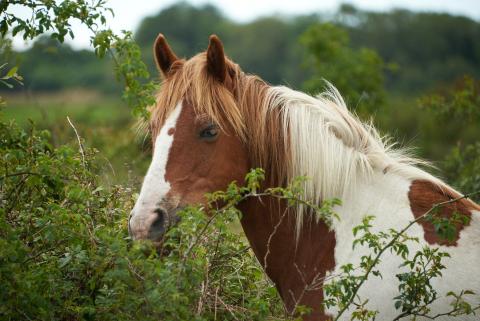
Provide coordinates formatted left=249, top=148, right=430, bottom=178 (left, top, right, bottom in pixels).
left=153, top=34, right=178, bottom=77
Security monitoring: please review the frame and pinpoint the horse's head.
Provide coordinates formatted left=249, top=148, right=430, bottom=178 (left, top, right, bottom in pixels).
left=129, top=35, right=255, bottom=242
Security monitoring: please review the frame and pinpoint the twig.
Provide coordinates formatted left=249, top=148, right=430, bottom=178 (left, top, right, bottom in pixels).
left=66, top=116, right=86, bottom=169
left=394, top=303, right=480, bottom=320
left=263, top=207, right=289, bottom=272
left=0, top=171, right=42, bottom=180
left=214, top=286, right=219, bottom=320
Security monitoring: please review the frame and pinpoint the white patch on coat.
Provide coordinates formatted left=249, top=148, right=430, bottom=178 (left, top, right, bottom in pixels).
left=129, top=101, right=183, bottom=239
left=324, top=170, right=480, bottom=320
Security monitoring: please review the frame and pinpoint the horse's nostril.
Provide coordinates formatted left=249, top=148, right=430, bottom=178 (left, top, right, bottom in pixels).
left=128, top=210, right=134, bottom=236
left=148, top=208, right=166, bottom=239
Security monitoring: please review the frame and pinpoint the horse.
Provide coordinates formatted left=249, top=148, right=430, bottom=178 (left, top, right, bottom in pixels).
left=128, top=34, right=480, bottom=320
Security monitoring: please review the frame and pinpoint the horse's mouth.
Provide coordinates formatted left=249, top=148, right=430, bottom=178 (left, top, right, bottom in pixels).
left=151, top=210, right=183, bottom=256
left=152, top=228, right=181, bottom=257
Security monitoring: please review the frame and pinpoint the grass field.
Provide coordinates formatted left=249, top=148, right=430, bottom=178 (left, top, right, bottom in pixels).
left=2, top=89, right=150, bottom=186
left=2, top=89, right=128, bottom=125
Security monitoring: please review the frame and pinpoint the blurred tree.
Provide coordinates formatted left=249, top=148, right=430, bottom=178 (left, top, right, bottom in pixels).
left=345, top=9, right=480, bottom=93
left=419, top=76, right=480, bottom=201
left=15, top=36, right=116, bottom=92
left=300, top=23, right=391, bottom=113
left=443, top=142, right=480, bottom=202
left=134, top=2, right=318, bottom=87
left=135, top=3, right=229, bottom=54
left=3, top=2, right=480, bottom=100
left=227, top=17, right=294, bottom=84
left=419, top=76, right=480, bottom=123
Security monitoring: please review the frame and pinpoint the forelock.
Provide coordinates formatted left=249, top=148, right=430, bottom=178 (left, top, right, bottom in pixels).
left=150, top=53, right=245, bottom=140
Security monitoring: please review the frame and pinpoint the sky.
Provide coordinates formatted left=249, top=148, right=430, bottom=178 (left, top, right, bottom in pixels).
left=10, top=0, right=480, bottom=50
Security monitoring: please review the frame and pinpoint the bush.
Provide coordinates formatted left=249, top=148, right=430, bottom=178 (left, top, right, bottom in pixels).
left=300, top=23, right=392, bottom=114
left=0, top=116, right=286, bottom=320
left=419, top=76, right=480, bottom=202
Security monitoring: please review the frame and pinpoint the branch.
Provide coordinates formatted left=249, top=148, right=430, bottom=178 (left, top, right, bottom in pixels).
left=67, top=116, right=86, bottom=169
left=334, top=189, right=480, bottom=320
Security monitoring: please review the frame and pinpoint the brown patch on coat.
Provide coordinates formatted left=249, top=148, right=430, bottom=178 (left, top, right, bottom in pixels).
left=408, top=180, right=479, bottom=246
left=240, top=198, right=335, bottom=321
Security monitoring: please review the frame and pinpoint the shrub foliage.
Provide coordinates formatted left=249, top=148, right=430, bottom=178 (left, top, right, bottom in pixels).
left=2, top=2, right=480, bottom=320
left=2, top=116, right=479, bottom=320
left=0, top=117, right=287, bottom=320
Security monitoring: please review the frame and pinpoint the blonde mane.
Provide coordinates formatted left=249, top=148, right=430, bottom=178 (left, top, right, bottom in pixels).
left=266, top=85, right=448, bottom=235
left=150, top=52, right=443, bottom=235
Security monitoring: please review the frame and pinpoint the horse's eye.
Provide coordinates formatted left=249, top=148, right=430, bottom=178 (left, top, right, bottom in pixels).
left=199, top=124, right=219, bottom=141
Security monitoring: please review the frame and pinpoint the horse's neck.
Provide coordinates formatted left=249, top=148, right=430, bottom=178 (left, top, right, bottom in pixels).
left=239, top=170, right=414, bottom=319
left=239, top=197, right=336, bottom=319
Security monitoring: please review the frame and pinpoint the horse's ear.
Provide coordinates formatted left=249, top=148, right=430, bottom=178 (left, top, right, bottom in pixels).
left=206, top=35, right=227, bottom=82
left=153, top=33, right=178, bottom=76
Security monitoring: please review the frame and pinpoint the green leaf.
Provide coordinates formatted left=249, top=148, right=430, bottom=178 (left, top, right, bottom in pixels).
left=6, top=66, right=18, bottom=78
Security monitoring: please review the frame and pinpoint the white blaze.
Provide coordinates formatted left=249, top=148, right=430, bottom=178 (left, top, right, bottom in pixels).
left=129, top=102, right=183, bottom=239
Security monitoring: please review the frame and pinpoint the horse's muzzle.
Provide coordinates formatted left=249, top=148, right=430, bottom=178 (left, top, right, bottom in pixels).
left=129, top=204, right=183, bottom=242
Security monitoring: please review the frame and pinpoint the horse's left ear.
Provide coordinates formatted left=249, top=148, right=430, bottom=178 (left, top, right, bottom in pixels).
left=206, top=35, right=227, bottom=82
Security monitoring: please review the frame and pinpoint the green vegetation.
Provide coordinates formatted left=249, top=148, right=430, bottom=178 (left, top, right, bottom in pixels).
left=342, top=5, right=480, bottom=93
left=1, top=1, right=480, bottom=320
left=2, top=91, right=148, bottom=186
left=0, top=117, right=287, bottom=320
left=11, top=37, right=116, bottom=92
left=1, top=0, right=156, bottom=118
left=3, top=2, right=480, bottom=94
left=300, top=22, right=391, bottom=113
left=2, top=117, right=478, bottom=320
left=419, top=76, right=480, bottom=202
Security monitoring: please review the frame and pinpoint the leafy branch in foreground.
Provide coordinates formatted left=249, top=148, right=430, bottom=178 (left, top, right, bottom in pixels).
left=1, top=0, right=113, bottom=42
left=1, top=0, right=156, bottom=118
left=392, top=250, right=477, bottom=320
left=0, top=117, right=288, bottom=320
left=324, top=191, right=480, bottom=321
left=0, top=62, right=22, bottom=88
left=207, top=170, right=340, bottom=228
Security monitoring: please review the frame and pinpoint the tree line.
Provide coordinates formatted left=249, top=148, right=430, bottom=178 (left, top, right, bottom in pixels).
left=2, top=2, right=480, bottom=95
